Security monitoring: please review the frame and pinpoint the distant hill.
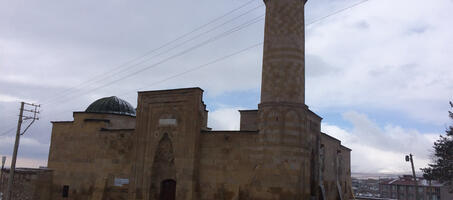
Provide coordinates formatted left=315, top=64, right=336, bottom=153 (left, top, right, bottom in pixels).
left=351, top=172, right=422, bottom=179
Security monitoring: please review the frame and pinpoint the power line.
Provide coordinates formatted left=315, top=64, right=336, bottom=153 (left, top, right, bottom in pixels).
left=40, top=42, right=264, bottom=121
left=123, top=42, right=264, bottom=96
left=307, top=0, right=370, bottom=26
left=41, top=0, right=370, bottom=108
left=0, top=123, right=18, bottom=132
left=39, top=0, right=372, bottom=120
left=44, top=14, right=265, bottom=107
left=39, top=0, right=260, bottom=105
left=42, top=4, right=264, bottom=106
left=0, top=127, right=16, bottom=137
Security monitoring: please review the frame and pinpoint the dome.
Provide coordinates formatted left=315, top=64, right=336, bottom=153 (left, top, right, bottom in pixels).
left=85, top=96, right=136, bottom=116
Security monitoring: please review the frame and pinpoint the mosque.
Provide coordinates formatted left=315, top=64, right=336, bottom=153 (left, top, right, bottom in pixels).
left=44, top=0, right=354, bottom=199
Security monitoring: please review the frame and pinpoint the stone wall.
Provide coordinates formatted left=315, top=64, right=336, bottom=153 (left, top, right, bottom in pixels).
left=320, top=132, right=341, bottom=200
left=199, top=131, right=260, bottom=199
left=48, top=112, right=135, bottom=200
left=198, top=123, right=351, bottom=200
left=0, top=168, right=52, bottom=200
left=239, top=110, right=258, bottom=131
left=306, top=109, right=322, bottom=198
left=340, top=145, right=353, bottom=199
left=320, top=132, right=353, bottom=200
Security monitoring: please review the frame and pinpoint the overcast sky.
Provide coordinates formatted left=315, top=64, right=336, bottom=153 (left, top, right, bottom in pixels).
left=1, top=0, right=452, bottom=174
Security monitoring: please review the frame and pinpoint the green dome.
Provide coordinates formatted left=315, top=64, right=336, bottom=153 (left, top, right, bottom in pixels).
left=85, top=96, right=135, bottom=116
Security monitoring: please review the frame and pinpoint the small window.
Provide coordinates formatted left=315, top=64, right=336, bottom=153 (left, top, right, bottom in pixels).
left=62, top=185, right=69, bottom=198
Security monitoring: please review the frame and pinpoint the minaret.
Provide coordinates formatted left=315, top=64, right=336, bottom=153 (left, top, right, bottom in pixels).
left=256, top=0, right=312, bottom=198
left=260, top=0, right=306, bottom=105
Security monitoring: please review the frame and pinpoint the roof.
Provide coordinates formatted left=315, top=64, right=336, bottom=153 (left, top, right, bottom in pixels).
left=138, top=87, right=203, bottom=94
left=201, top=130, right=259, bottom=134
left=307, top=108, right=323, bottom=120
left=1, top=167, right=52, bottom=174
left=85, top=96, right=136, bottom=116
left=341, top=145, right=352, bottom=151
left=380, top=176, right=444, bottom=187
left=321, top=132, right=341, bottom=142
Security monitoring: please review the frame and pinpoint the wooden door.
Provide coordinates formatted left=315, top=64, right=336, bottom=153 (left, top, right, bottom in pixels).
left=159, top=179, right=176, bottom=200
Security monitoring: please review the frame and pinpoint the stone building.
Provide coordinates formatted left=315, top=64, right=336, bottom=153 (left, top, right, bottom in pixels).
left=43, top=0, right=354, bottom=199
left=379, top=175, right=453, bottom=200
left=47, top=96, right=136, bottom=200
left=0, top=168, right=53, bottom=200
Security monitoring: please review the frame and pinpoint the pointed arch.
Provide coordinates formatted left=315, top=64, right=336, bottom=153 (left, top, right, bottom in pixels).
left=149, top=133, right=176, bottom=200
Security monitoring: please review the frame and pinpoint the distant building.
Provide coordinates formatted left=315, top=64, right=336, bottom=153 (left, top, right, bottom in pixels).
left=379, top=175, right=453, bottom=200
left=352, top=178, right=380, bottom=198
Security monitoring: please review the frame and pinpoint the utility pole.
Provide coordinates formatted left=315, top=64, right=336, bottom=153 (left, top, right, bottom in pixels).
left=406, top=153, right=418, bottom=200
left=1, top=156, right=5, bottom=198
left=5, top=102, right=39, bottom=200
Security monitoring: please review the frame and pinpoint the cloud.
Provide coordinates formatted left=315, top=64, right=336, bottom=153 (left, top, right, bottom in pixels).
left=306, top=54, right=340, bottom=77
left=208, top=106, right=243, bottom=130
left=305, top=0, right=453, bottom=125
left=0, top=0, right=451, bottom=172
left=0, top=94, right=21, bottom=103
left=0, top=135, right=49, bottom=167
left=0, top=93, right=34, bottom=103
left=322, top=111, right=440, bottom=173
left=1, top=156, right=47, bottom=169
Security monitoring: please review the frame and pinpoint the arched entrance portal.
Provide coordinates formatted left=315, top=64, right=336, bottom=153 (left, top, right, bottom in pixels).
left=160, top=179, right=176, bottom=200
left=149, top=133, right=176, bottom=200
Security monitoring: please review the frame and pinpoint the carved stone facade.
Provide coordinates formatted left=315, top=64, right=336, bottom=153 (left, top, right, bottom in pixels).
left=149, top=134, right=176, bottom=199
left=40, top=0, right=354, bottom=200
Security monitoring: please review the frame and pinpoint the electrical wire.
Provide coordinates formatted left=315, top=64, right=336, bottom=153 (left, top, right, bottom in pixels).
left=40, top=42, right=264, bottom=121
left=0, top=127, right=16, bottom=137
left=39, top=0, right=260, bottom=105
left=42, top=4, right=264, bottom=106
left=40, top=0, right=371, bottom=108
left=307, top=0, right=370, bottom=27
left=38, top=0, right=372, bottom=120
left=44, top=14, right=265, bottom=107
left=123, top=42, right=263, bottom=96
